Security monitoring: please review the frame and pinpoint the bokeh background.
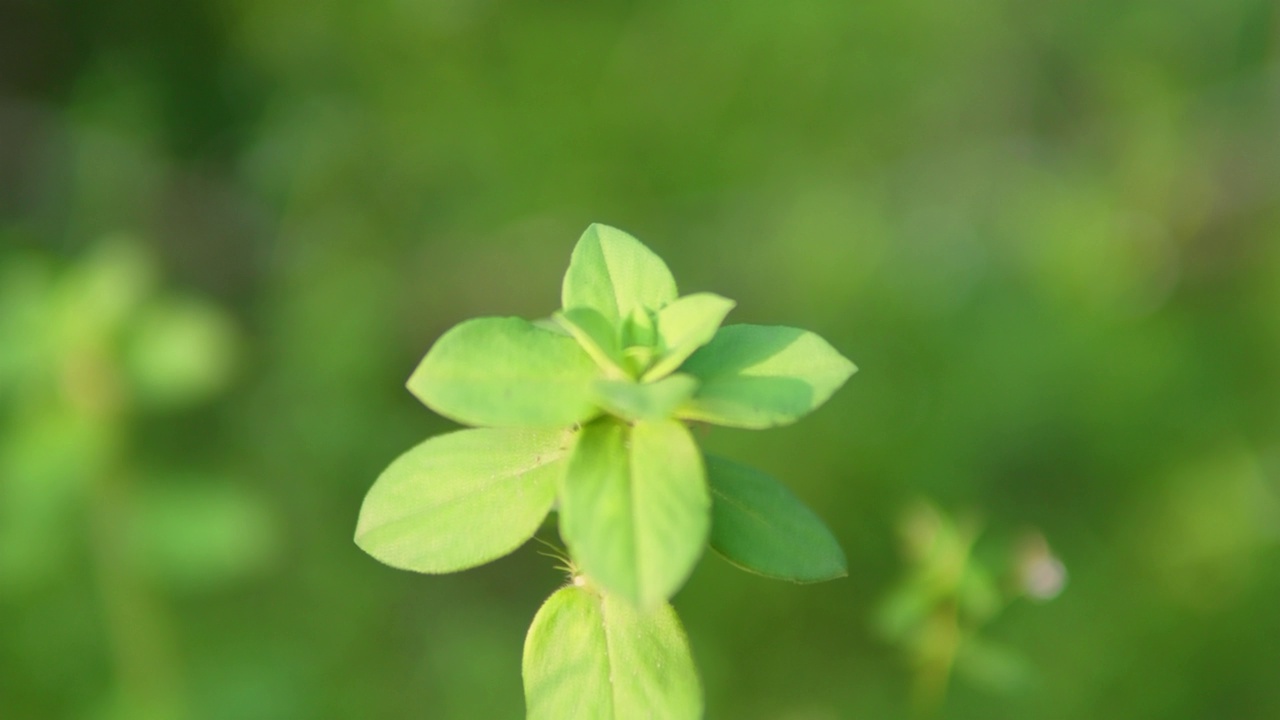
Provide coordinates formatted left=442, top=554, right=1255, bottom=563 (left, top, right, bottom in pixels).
left=3, top=1, right=1280, bottom=718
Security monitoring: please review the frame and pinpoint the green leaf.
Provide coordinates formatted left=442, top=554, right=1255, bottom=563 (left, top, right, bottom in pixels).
left=407, top=317, right=601, bottom=427
left=523, top=584, right=702, bottom=720
left=561, top=224, right=678, bottom=326
left=677, top=324, right=856, bottom=428
left=644, top=292, right=736, bottom=381
left=706, top=455, right=847, bottom=583
left=558, top=419, right=709, bottom=608
left=355, top=427, right=572, bottom=573
left=555, top=307, right=626, bottom=377
left=593, top=375, right=699, bottom=421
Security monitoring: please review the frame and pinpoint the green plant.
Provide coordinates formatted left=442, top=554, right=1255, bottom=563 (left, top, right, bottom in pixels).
left=0, top=236, right=267, bottom=719
left=876, top=503, right=1066, bottom=714
left=355, top=224, right=856, bottom=718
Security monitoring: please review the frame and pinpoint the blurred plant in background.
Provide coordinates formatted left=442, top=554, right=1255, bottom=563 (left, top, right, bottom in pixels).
left=0, top=237, right=275, bottom=719
left=877, top=502, right=1065, bottom=715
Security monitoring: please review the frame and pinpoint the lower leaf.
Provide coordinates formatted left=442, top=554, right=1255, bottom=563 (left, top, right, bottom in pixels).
left=523, top=584, right=702, bottom=720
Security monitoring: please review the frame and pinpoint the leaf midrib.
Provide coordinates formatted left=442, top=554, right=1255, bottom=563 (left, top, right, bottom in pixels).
left=599, top=239, right=624, bottom=321
left=711, top=485, right=777, bottom=534
left=626, top=441, right=645, bottom=605
left=598, top=592, right=622, bottom=719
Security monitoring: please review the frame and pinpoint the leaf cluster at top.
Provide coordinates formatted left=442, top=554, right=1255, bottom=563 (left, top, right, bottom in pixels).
left=354, top=224, right=857, bottom=719
left=403, top=224, right=854, bottom=435
left=360, top=224, right=855, bottom=607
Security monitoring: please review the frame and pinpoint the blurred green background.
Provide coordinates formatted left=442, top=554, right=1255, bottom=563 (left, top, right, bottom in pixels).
left=2, top=1, right=1279, bottom=718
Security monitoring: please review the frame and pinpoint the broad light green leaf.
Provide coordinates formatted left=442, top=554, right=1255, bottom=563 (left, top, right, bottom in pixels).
left=408, top=317, right=601, bottom=428
left=558, top=419, right=709, bottom=608
left=678, top=324, right=856, bottom=429
left=706, top=455, right=847, bottom=583
left=561, top=224, right=678, bottom=326
left=555, top=307, right=626, bottom=377
left=593, top=374, right=698, bottom=421
left=644, top=292, right=736, bottom=381
left=355, top=427, right=572, bottom=573
left=523, top=584, right=702, bottom=720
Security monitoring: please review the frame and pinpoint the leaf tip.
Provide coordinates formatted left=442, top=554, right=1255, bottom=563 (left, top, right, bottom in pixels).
left=843, top=355, right=859, bottom=378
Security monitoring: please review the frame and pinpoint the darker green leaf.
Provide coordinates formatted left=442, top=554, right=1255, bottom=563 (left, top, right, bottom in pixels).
left=706, top=455, right=847, bottom=583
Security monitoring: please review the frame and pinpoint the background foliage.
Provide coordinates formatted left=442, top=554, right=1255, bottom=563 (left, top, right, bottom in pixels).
left=2, top=0, right=1279, bottom=718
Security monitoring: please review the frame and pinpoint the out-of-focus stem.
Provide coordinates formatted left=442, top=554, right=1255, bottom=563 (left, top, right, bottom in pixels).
left=910, top=600, right=960, bottom=719
left=89, top=459, right=187, bottom=720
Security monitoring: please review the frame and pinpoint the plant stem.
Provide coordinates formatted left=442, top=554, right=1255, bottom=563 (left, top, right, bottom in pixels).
left=910, top=598, right=960, bottom=719
left=89, top=458, right=187, bottom=720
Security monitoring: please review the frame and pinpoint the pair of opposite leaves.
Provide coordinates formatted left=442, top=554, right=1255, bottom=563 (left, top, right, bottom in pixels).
left=356, top=224, right=856, bottom=609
